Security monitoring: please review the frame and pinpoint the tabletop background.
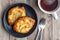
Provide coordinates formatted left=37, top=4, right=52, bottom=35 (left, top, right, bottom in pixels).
left=0, top=0, right=60, bottom=40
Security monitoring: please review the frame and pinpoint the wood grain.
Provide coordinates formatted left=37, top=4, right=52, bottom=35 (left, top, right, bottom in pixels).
left=43, top=14, right=53, bottom=40
left=52, top=0, right=60, bottom=40
left=0, top=0, right=60, bottom=40
left=52, top=9, right=60, bottom=40
left=0, top=0, right=9, bottom=40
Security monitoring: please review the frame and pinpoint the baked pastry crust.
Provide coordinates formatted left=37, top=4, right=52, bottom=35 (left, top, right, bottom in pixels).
left=8, top=6, right=26, bottom=25
left=13, top=16, right=35, bottom=34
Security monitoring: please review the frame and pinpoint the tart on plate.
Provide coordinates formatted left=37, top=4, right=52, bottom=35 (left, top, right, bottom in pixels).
left=13, top=16, right=35, bottom=34
left=8, top=6, right=26, bottom=25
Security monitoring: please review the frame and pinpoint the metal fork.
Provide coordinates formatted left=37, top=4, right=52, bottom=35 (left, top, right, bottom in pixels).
left=35, top=18, right=46, bottom=40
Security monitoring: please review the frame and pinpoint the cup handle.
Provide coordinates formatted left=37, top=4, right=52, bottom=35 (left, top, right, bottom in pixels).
left=52, top=12, right=58, bottom=20
left=57, top=7, right=60, bottom=12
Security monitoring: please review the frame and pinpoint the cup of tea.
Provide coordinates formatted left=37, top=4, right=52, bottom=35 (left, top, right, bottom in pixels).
left=38, top=0, right=60, bottom=20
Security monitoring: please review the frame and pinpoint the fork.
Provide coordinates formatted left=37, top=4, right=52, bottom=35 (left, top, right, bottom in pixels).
left=35, top=18, right=46, bottom=40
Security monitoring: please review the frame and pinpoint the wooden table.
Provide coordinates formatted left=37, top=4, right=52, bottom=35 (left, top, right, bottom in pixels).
left=0, top=0, right=60, bottom=40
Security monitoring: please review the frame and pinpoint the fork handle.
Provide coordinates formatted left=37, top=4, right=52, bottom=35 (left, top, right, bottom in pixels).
left=39, top=29, right=43, bottom=40
left=35, top=29, right=44, bottom=40
left=35, top=29, right=42, bottom=40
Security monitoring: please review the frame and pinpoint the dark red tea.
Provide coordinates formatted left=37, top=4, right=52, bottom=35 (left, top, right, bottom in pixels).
left=40, top=0, right=58, bottom=11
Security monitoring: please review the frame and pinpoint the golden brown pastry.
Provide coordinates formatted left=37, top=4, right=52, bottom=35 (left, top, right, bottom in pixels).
left=13, top=16, right=35, bottom=34
left=8, top=6, right=26, bottom=25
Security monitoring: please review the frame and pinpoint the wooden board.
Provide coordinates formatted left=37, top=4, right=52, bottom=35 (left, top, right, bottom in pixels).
left=0, top=0, right=60, bottom=40
left=0, top=0, right=9, bottom=40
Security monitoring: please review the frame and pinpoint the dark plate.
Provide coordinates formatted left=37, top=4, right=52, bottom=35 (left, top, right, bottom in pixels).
left=2, top=3, right=38, bottom=38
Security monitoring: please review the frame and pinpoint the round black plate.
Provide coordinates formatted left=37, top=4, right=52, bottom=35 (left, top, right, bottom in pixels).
left=2, top=3, right=38, bottom=38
